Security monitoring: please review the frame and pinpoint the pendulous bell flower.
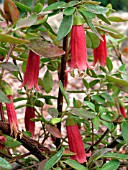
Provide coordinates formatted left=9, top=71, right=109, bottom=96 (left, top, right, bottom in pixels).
left=93, top=34, right=108, bottom=66
left=119, top=105, right=126, bottom=118
left=6, top=95, right=18, bottom=136
left=66, top=116, right=86, bottom=163
left=25, top=106, right=35, bottom=136
left=19, top=50, right=40, bottom=91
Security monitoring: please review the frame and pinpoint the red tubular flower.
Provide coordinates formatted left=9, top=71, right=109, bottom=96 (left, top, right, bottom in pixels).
left=66, top=116, right=86, bottom=163
left=19, top=50, right=40, bottom=91
left=93, top=34, right=108, bottom=66
left=68, top=25, right=90, bottom=71
left=6, top=95, right=18, bottom=136
left=119, top=105, right=126, bottom=118
left=0, top=136, right=6, bottom=149
left=25, top=106, right=35, bottom=136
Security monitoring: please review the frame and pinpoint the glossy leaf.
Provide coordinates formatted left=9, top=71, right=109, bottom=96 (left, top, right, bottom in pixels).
left=16, top=13, right=37, bottom=29
left=121, top=121, right=128, bottom=144
left=46, top=124, right=62, bottom=138
left=42, top=70, right=53, bottom=93
left=0, top=33, right=29, bottom=44
left=59, top=81, right=70, bottom=107
left=27, top=38, right=65, bottom=58
left=84, top=4, right=109, bottom=14
left=44, top=147, right=64, bottom=170
left=99, top=160, right=120, bottom=170
left=0, top=62, right=19, bottom=72
left=57, top=15, right=73, bottom=41
left=0, top=157, right=12, bottom=170
left=64, top=7, right=75, bottom=16
left=64, top=159, right=88, bottom=170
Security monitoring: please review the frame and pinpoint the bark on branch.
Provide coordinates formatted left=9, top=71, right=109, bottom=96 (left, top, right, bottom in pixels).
left=0, top=121, right=50, bottom=161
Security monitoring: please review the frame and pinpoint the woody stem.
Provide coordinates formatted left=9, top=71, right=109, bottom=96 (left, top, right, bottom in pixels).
left=55, top=34, right=69, bottom=148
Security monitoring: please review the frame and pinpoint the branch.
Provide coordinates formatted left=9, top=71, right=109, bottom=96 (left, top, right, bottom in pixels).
left=0, top=121, right=50, bottom=161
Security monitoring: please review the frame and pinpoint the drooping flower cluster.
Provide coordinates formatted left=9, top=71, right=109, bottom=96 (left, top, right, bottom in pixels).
left=25, top=106, right=35, bottom=136
left=6, top=95, right=18, bottom=136
left=93, top=34, right=108, bottom=66
left=66, top=116, right=86, bottom=163
left=68, top=24, right=90, bottom=72
left=19, top=50, right=40, bottom=91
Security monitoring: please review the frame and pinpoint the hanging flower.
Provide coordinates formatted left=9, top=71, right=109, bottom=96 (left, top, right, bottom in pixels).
left=66, top=116, right=86, bottom=163
left=6, top=95, right=18, bottom=136
left=0, top=136, right=6, bottom=150
left=67, top=16, right=90, bottom=72
left=25, top=106, right=35, bottom=136
left=93, top=34, right=108, bottom=66
left=119, top=105, right=126, bottom=118
left=19, top=50, right=40, bottom=91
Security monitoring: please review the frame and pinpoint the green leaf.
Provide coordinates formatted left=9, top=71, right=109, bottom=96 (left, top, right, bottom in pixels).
left=88, top=148, right=112, bottom=164
left=34, top=3, right=43, bottom=13
left=59, top=81, right=70, bottom=107
left=16, top=13, right=37, bottom=29
left=48, top=108, right=58, bottom=117
left=43, top=1, right=66, bottom=11
left=100, top=93, right=112, bottom=102
left=42, top=70, right=53, bottom=93
left=118, top=64, right=126, bottom=72
left=102, top=120, right=114, bottom=131
left=86, top=31, right=100, bottom=48
left=0, top=89, right=10, bottom=103
left=92, top=94, right=105, bottom=104
left=97, top=14, right=111, bottom=25
left=89, top=79, right=100, bottom=87
left=99, top=160, right=120, bottom=170
left=0, top=62, right=19, bottom=72
left=64, top=159, right=88, bottom=170
left=0, top=157, right=12, bottom=170
left=106, top=75, right=128, bottom=93
left=84, top=4, right=109, bottom=14
left=0, top=33, right=29, bottom=44
left=103, top=152, right=128, bottom=160
left=121, top=121, right=128, bottom=144
left=13, top=0, right=31, bottom=12
left=106, top=57, right=113, bottom=72
left=5, top=135, right=21, bottom=148
left=82, top=78, right=90, bottom=89
left=92, top=116, right=100, bottom=130
left=64, top=1, right=80, bottom=8
left=44, top=147, right=64, bottom=170
left=63, top=7, right=75, bottom=16
left=57, top=15, right=73, bottom=41
left=84, top=101, right=95, bottom=111
left=108, top=16, right=128, bottom=22
left=78, top=8, right=96, bottom=19
left=70, top=108, right=96, bottom=118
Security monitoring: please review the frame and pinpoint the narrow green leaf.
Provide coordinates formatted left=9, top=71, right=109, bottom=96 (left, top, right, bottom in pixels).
left=44, top=147, right=64, bottom=170
left=106, top=75, right=128, bottom=93
left=70, top=108, right=96, bottom=118
left=13, top=0, right=31, bottom=12
left=0, top=33, right=29, bottom=44
left=0, top=89, right=10, bottom=103
left=118, top=64, right=126, bottom=72
left=64, top=7, right=75, bottom=16
left=65, top=1, right=80, bottom=8
left=42, top=70, right=53, bottom=93
left=0, top=157, right=12, bottom=170
left=86, top=31, right=100, bottom=48
left=97, top=14, right=111, bottom=25
left=92, top=116, right=100, bottom=130
left=64, top=159, right=88, bottom=170
left=57, top=15, right=73, bottom=41
left=89, top=148, right=112, bottom=164
left=59, top=81, right=70, bottom=107
left=16, top=13, right=37, bottom=29
left=0, top=62, right=19, bottom=72
left=99, top=160, right=120, bottom=170
left=100, top=93, right=112, bottom=102
left=84, top=4, right=109, bottom=14
left=106, top=57, right=113, bottom=72
left=82, top=78, right=90, bottom=89
left=89, top=79, right=100, bottom=87
left=108, top=16, right=128, bottom=22
left=34, top=3, right=43, bottom=13
left=43, top=2, right=66, bottom=11
left=92, top=94, right=105, bottom=104
left=121, top=121, right=128, bottom=144
left=84, top=101, right=95, bottom=111
left=103, top=152, right=128, bottom=160
left=5, top=135, right=21, bottom=148
left=78, top=8, right=96, bottom=19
